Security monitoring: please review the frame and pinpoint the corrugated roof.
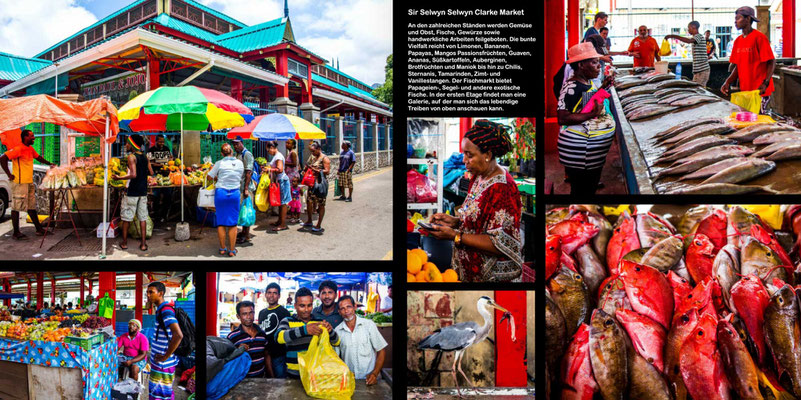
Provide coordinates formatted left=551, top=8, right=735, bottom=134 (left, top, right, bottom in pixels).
left=215, top=17, right=287, bottom=53
left=321, top=64, right=377, bottom=91
left=151, top=13, right=222, bottom=45
left=312, top=72, right=383, bottom=106
left=34, top=0, right=148, bottom=58
left=0, top=52, right=52, bottom=82
left=183, top=0, right=247, bottom=28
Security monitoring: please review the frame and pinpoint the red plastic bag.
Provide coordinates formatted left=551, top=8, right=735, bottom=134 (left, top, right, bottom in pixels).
left=302, top=168, right=316, bottom=186
left=407, top=170, right=437, bottom=203
left=269, top=182, right=281, bottom=207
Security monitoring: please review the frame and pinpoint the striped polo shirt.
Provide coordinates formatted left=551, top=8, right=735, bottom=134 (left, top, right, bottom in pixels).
left=227, top=324, right=268, bottom=378
left=692, top=33, right=710, bottom=73
left=151, top=302, right=179, bottom=368
left=275, top=314, right=341, bottom=378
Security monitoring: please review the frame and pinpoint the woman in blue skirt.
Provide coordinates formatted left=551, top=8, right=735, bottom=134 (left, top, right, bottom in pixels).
left=207, top=143, right=244, bottom=256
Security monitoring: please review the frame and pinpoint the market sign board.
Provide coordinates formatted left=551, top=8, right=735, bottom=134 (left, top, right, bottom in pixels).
left=81, top=71, right=147, bottom=107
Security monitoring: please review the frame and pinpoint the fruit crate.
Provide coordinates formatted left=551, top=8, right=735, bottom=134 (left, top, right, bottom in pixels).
left=64, top=333, right=104, bottom=350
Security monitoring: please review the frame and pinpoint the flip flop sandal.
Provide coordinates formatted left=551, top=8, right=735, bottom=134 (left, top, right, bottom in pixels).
left=301, top=222, right=315, bottom=227
left=139, top=244, right=148, bottom=252
left=219, top=247, right=228, bottom=255
left=228, top=249, right=238, bottom=257
left=119, top=243, right=128, bottom=250
left=12, top=233, right=29, bottom=240
left=271, top=227, right=289, bottom=232
left=311, top=227, right=325, bottom=233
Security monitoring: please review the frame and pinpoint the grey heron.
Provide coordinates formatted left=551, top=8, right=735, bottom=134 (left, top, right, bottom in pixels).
left=417, top=295, right=511, bottom=396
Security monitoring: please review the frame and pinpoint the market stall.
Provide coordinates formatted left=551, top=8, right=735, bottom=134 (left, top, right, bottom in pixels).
left=611, top=69, right=801, bottom=194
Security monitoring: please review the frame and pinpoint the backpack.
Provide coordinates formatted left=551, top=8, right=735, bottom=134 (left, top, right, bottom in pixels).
left=244, top=149, right=260, bottom=186
left=156, top=302, right=196, bottom=357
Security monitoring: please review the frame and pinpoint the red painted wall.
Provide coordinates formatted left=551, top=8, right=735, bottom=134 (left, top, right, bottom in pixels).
left=494, top=291, right=528, bottom=387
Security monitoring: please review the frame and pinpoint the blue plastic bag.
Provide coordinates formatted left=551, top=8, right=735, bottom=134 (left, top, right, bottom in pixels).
left=238, top=197, right=255, bottom=227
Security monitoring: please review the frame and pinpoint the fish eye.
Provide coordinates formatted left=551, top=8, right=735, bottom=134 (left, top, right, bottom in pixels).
left=549, top=246, right=555, bottom=250
left=574, top=274, right=582, bottom=280
left=604, top=319, right=613, bottom=326
left=681, top=315, right=689, bottom=323
left=635, top=267, right=641, bottom=272
left=695, top=240, right=701, bottom=246
left=688, top=294, right=693, bottom=299
left=778, top=297, right=784, bottom=304
left=698, top=330, right=704, bottom=337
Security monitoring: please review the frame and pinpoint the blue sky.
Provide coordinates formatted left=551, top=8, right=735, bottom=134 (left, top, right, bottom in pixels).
left=0, top=0, right=391, bottom=84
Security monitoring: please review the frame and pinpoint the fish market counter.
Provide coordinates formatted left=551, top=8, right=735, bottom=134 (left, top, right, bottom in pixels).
left=0, top=338, right=116, bottom=400
left=222, top=377, right=393, bottom=399
left=611, top=85, right=801, bottom=194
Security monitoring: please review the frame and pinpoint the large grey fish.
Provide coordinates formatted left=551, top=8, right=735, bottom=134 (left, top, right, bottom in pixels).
left=766, top=144, right=801, bottom=161
left=717, top=318, right=764, bottom=400
left=545, top=292, right=567, bottom=392
left=658, top=123, right=735, bottom=147
left=713, top=245, right=741, bottom=312
left=645, top=73, right=676, bottom=83
left=661, top=146, right=754, bottom=175
left=589, top=309, right=628, bottom=400
left=628, top=105, right=679, bottom=121
left=728, top=206, right=764, bottom=247
left=616, top=79, right=649, bottom=90
left=763, top=285, right=801, bottom=397
left=752, top=130, right=801, bottom=145
left=624, top=99, right=662, bottom=115
left=655, top=79, right=701, bottom=89
left=641, top=235, right=684, bottom=273
left=654, top=87, right=701, bottom=98
left=627, top=339, right=672, bottom=400
left=665, top=183, right=770, bottom=195
left=547, top=266, right=590, bottom=338
left=677, top=205, right=714, bottom=236
left=740, top=236, right=787, bottom=283
left=753, top=140, right=801, bottom=158
left=670, top=95, right=720, bottom=107
left=656, top=135, right=737, bottom=164
left=653, top=117, right=724, bottom=140
left=700, top=158, right=776, bottom=184
left=658, top=92, right=699, bottom=105
left=575, top=244, right=607, bottom=302
left=621, top=94, right=657, bottom=107
left=620, top=84, right=659, bottom=98
left=678, top=158, right=749, bottom=181
left=728, top=123, right=795, bottom=142
left=636, top=212, right=673, bottom=247
left=586, top=211, right=613, bottom=260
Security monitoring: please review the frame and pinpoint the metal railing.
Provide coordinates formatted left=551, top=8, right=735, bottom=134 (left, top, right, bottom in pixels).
left=319, top=117, right=337, bottom=155
left=363, top=123, right=374, bottom=152
left=377, top=125, right=386, bottom=151
left=343, top=120, right=357, bottom=153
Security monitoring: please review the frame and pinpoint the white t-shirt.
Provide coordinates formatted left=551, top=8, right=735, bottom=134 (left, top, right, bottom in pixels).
left=381, top=296, right=392, bottom=315
left=270, top=152, right=288, bottom=181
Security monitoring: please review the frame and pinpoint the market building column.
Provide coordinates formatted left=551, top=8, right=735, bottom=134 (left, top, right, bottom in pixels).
left=3, top=279, right=10, bottom=307
left=51, top=276, right=55, bottom=306
left=784, top=0, right=795, bottom=57
left=356, top=119, right=365, bottom=172
left=299, top=68, right=320, bottom=124
left=148, top=58, right=160, bottom=91
left=135, top=272, right=143, bottom=322
left=567, top=0, right=580, bottom=47
left=756, top=6, right=771, bottom=38
left=36, top=272, right=43, bottom=310
left=230, top=78, right=243, bottom=102
left=372, top=121, right=380, bottom=168
left=269, top=51, right=298, bottom=115
left=27, top=279, right=31, bottom=303
left=334, top=116, right=344, bottom=153
left=206, top=272, right=217, bottom=337
left=544, top=0, right=566, bottom=153
left=459, top=117, right=471, bottom=152
left=98, top=272, right=116, bottom=324
left=495, top=290, right=527, bottom=386
left=80, top=276, right=85, bottom=307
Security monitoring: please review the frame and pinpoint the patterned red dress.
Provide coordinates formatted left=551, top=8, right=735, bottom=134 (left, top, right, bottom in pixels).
left=453, top=170, right=523, bottom=282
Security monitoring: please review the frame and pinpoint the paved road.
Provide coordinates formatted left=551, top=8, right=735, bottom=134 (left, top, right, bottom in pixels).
left=0, top=167, right=393, bottom=261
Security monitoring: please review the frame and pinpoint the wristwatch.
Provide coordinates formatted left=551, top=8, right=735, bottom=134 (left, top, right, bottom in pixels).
left=454, top=231, right=462, bottom=247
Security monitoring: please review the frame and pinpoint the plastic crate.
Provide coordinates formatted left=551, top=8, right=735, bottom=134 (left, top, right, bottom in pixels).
left=115, top=322, right=128, bottom=337
left=64, top=333, right=104, bottom=350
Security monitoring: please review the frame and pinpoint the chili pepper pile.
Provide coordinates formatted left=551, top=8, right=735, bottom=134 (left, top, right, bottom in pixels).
left=545, top=204, right=801, bottom=400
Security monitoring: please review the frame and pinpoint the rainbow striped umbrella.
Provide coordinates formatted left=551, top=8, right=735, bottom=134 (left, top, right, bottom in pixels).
left=227, top=113, right=325, bottom=140
left=118, top=86, right=254, bottom=131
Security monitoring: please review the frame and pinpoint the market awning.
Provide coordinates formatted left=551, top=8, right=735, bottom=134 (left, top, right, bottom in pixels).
left=0, top=292, right=24, bottom=299
left=0, top=95, right=119, bottom=147
left=253, top=272, right=391, bottom=289
left=24, top=72, right=69, bottom=96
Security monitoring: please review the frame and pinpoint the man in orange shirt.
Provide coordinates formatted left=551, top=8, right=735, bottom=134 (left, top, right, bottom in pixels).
left=0, top=129, right=55, bottom=239
left=721, top=6, right=776, bottom=114
left=628, top=25, right=661, bottom=68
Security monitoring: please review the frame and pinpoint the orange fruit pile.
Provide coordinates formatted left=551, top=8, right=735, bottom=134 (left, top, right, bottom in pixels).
left=407, top=249, right=459, bottom=282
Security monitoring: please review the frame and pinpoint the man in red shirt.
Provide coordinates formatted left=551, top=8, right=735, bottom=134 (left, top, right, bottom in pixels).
left=721, top=6, right=776, bottom=113
left=628, top=25, right=661, bottom=68
left=0, top=129, right=55, bottom=239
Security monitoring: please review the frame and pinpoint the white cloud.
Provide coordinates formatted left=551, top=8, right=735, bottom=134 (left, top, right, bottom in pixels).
left=198, top=0, right=392, bottom=85
left=0, top=0, right=97, bottom=58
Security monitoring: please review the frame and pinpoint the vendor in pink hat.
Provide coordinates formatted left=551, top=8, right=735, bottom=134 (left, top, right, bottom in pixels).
left=556, top=42, right=616, bottom=195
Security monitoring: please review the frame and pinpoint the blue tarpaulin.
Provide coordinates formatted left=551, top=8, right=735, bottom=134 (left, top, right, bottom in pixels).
left=207, top=351, right=251, bottom=400
left=0, top=292, right=23, bottom=299
left=253, top=272, right=391, bottom=289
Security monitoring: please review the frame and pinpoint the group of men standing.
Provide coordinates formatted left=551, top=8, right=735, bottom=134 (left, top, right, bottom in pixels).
left=227, top=280, right=391, bottom=385
left=584, top=6, right=775, bottom=113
